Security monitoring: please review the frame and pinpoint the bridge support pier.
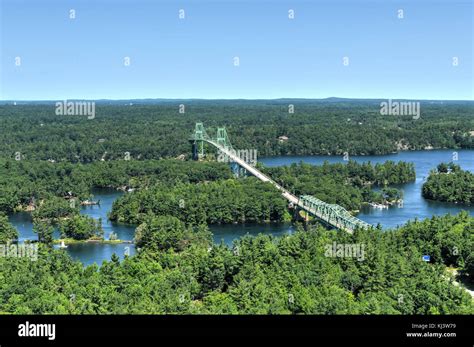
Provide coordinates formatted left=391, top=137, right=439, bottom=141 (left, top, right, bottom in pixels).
left=189, top=122, right=370, bottom=233
left=292, top=207, right=309, bottom=223
left=189, top=140, right=204, bottom=161
left=190, top=140, right=198, bottom=160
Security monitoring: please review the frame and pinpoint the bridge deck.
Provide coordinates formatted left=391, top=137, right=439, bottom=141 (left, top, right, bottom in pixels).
left=205, top=139, right=371, bottom=233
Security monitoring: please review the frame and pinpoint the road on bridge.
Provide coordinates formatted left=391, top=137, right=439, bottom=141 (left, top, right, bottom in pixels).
left=205, top=139, right=371, bottom=233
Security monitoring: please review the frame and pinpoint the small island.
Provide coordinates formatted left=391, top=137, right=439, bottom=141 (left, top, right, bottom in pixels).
left=422, top=162, right=473, bottom=205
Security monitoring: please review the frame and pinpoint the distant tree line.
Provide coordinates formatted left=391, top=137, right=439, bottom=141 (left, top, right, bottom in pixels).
left=0, top=101, right=472, bottom=162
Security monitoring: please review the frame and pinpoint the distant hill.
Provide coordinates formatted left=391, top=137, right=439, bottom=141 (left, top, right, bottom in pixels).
left=1, top=97, right=473, bottom=106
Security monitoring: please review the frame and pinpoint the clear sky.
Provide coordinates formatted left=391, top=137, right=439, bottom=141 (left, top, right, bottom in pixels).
left=0, top=0, right=472, bottom=100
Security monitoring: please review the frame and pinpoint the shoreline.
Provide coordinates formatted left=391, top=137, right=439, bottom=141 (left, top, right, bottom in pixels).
left=53, top=238, right=133, bottom=245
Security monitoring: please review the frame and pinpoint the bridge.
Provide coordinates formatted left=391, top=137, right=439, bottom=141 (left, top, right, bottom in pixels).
left=189, top=123, right=372, bottom=233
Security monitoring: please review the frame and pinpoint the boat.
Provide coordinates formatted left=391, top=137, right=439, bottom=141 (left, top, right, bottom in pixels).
left=58, top=241, right=68, bottom=249
left=81, top=200, right=100, bottom=206
left=369, top=202, right=388, bottom=209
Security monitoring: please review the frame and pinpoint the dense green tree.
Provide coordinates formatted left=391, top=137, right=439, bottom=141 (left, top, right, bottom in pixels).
left=0, top=214, right=18, bottom=243
left=263, top=161, right=414, bottom=210
left=0, top=101, right=472, bottom=161
left=136, top=215, right=191, bottom=251
left=33, top=220, right=54, bottom=245
left=110, top=178, right=290, bottom=225
left=0, top=101, right=473, bottom=315
left=422, top=163, right=474, bottom=204
left=0, top=158, right=231, bottom=214
left=32, top=196, right=78, bottom=221
left=437, top=163, right=449, bottom=173
left=59, top=215, right=103, bottom=240
left=0, top=213, right=472, bottom=314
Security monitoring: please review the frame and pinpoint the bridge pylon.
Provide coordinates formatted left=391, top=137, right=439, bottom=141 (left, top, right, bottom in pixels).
left=216, top=127, right=233, bottom=150
left=189, top=122, right=206, bottom=160
left=189, top=123, right=371, bottom=233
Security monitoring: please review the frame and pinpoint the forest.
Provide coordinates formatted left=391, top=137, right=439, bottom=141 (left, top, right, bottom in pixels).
left=109, top=160, right=414, bottom=226
left=0, top=212, right=472, bottom=314
left=422, top=163, right=474, bottom=204
left=0, top=159, right=232, bottom=214
left=109, top=178, right=290, bottom=225
left=0, top=100, right=473, bottom=162
left=1, top=154, right=415, bottom=239
left=262, top=160, right=415, bottom=210
left=0, top=100, right=472, bottom=315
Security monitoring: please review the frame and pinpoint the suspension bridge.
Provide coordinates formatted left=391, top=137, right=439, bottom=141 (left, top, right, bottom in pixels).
left=189, top=123, right=372, bottom=233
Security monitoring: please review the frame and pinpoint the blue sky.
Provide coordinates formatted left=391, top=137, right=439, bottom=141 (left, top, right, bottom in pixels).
left=0, top=0, right=472, bottom=100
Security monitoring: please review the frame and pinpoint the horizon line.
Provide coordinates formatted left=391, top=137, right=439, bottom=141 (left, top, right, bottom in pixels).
left=1, top=97, right=474, bottom=103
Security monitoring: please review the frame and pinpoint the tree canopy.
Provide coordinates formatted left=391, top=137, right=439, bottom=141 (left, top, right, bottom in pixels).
left=0, top=212, right=472, bottom=314
left=422, top=163, right=474, bottom=204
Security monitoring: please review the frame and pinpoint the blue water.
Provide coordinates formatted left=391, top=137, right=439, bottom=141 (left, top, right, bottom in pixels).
left=8, top=189, right=137, bottom=266
left=9, top=149, right=473, bottom=265
left=260, top=149, right=474, bottom=229
left=65, top=243, right=135, bottom=266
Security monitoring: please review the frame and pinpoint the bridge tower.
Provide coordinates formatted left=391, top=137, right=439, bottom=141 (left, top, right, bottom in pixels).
left=216, top=127, right=244, bottom=176
left=189, top=122, right=205, bottom=160
left=188, top=122, right=370, bottom=233
left=216, top=127, right=232, bottom=150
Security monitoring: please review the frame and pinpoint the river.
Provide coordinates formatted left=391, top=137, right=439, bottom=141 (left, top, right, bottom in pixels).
left=261, top=149, right=474, bottom=229
left=9, top=149, right=473, bottom=265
